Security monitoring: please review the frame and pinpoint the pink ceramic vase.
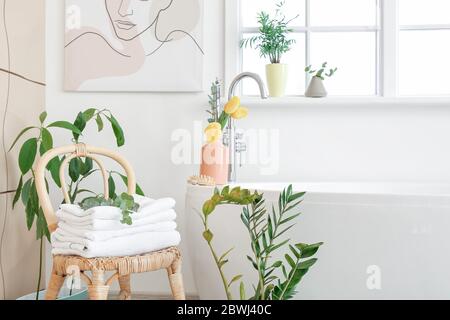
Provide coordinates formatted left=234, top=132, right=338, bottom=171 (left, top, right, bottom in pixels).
left=200, top=141, right=229, bottom=185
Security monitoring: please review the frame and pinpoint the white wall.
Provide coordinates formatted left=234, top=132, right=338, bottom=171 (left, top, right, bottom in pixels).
left=1, top=0, right=46, bottom=299
left=46, top=0, right=224, bottom=295
left=46, top=0, right=450, bottom=296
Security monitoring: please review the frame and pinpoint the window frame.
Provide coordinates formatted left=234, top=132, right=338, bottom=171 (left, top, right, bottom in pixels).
left=225, top=0, right=450, bottom=98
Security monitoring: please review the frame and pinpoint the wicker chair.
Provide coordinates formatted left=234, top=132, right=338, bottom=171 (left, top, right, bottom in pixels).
left=35, top=144, right=185, bottom=300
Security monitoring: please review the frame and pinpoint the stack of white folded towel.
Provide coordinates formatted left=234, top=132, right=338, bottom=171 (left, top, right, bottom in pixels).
left=51, top=194, right=181, bottom=258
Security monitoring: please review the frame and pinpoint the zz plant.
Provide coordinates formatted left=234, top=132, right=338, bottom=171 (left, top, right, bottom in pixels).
left=240, top=1, right=299, bottom=64
left=200, top=185, right=323, bottom=300
left=9, top=108, right=144, bottom=299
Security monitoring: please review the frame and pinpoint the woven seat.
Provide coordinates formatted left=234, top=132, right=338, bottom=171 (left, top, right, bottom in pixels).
left=35, top=144, right=185, bottom=300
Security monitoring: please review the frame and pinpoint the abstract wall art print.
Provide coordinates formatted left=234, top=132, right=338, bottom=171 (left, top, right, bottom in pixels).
left=65, top=0, right=204, bottom=92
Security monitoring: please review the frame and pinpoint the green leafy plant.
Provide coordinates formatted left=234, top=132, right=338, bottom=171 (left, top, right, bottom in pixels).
left=79, top=192, right=140, bottom=225
left=200, top=186, right=262, bottom=300
left=240, top=1, right=299, bottom=64
left=207, top=79, right=221, bottom=124
left=305, top=62, right=338, bottom=80
left=9, top=108, right=144, bottom=299
left=200, top=185, right=323, bottom=300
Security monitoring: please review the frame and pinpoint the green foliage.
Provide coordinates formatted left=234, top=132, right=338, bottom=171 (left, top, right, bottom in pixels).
left=199, top=185, right=323, bottom=300
left=305, top=62, right=338, bottom=80
left=240, top=1, right=299, bottom=64
left=205, top=79, right=231, bottom=131
left=10, top=108, right=145, bottom=299
left=9, top=108, right=141, bottom=240
left=198, top=186, right=262, bottom=300
left=207, top=79, right=221, bottom=124
left=79, top=193, right=140, bottom=225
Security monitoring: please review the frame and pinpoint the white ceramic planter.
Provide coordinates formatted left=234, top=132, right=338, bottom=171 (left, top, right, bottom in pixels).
left=266, top=63, right=288, bottom=97
left=305, top=76, right=328, bottom=98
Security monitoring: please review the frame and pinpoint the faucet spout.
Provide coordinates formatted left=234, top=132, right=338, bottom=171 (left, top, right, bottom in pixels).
left=225, top=72, right=268, bottom=183
left=228, top=72, right=268, bottom=101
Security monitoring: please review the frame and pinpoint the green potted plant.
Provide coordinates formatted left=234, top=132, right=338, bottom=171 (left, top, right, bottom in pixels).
left=200, top=185, right=323, bottom=300
left=305, top=62, right=338, bottom=98
left=9, top=108, right=144, bottom=300
left=241, top=1, right=299, bottom=97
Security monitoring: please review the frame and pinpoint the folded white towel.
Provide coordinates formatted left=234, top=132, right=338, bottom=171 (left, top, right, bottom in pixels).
left=58, top=195, right=176, bottom=221
left=56, top=220, right=177, bottom=241
left=58, top=209, right=177, bottom=231
left=51, top=231, right=181, bottom=258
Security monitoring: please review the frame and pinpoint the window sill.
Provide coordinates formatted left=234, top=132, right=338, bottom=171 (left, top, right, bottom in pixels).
left=240, top=96, right=450, bottom=108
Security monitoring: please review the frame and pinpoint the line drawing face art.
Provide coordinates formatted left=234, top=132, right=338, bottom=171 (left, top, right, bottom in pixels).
left=105, top=0, right=171, bottom=42
left=65, top=0, right=204, bottom=92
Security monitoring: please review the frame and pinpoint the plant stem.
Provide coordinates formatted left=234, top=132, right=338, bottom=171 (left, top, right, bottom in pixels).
left=247, top=204, right=266, bottom=300
left=207, top=241, right=233, bottom=300
left=203, top=218, right=233, bottom=300
left=35, top=237, right=43, bottom=300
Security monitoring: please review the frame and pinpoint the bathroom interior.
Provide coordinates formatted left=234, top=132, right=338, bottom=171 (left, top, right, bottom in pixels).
left=1, top=0, right=450, bottom=302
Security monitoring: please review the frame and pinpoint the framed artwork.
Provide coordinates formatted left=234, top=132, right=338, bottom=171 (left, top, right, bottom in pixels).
left=65, top=0, right=204, bottom=92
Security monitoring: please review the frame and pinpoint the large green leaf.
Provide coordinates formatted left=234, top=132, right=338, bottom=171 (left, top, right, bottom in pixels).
left=36, top=209, right=50, bottom=241
left=12, top=175, right=23, bottom=209
left=47, top=121, right=82, bottom=135
left=21, top=178, right=32, bottom=206
left=80, top=157, right=93, bottom=176
left=25, top=200, right=36, bottom=230
left=69, top=158, right=81, bottom=182
left=296, top=242, right=323, bottom=259
left=95, top=114, right=104, bottom=132
left=41, top=128, right=53, bottom=151
left=47, top=156, right=62, bottom=187
left=8, top=126, right=36, bottom=152
left=108, top=175, right=116, bottom=199
left=19, top=138, right=37, bottom=174
left=73, top=112, right=86, bottom=141
left=298, top=258, right=317, bottom=270
left=106, top=115, right=125, bottom=147
left=39, top=111, right=47, bottom=124
left=82, top=108, right=97, bottom=122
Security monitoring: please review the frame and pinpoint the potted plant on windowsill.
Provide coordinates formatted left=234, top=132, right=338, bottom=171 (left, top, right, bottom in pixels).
left=241, top=1, right=299, bottom=98
left=305, top=62, right=338, bottom=98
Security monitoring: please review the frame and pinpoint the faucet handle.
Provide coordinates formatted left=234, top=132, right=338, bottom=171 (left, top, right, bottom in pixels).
left=235, top=132, right=244, bottom=140
left=236, top=142, right=247, bottom=153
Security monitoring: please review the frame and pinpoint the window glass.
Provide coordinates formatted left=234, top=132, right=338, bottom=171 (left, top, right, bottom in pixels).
left=310, top=32, right=377, bottom=95
left=310, top=0, right=377, bottom=26
left=399, top=30, right=450, bottom=96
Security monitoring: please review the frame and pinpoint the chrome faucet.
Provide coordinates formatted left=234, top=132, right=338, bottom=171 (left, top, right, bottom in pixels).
left=224, top=72, right=268, bottom=182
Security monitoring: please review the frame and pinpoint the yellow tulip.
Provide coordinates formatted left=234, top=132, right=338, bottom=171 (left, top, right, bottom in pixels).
left=204, top=122, right=222, bottom=143
left=231, top=107, right=249, bottom=120
left=224, top=96, right=240, bottom=115
left=204, top=122, right=221, bottom=132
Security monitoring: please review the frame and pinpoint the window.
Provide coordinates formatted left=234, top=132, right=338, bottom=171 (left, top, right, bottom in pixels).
left=227, top=0, right=450, bottom=97
left=398, top=0, right=450, bottom=96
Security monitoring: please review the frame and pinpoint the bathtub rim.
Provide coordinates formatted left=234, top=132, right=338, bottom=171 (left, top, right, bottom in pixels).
left=186, top=182, right=450, bottom=207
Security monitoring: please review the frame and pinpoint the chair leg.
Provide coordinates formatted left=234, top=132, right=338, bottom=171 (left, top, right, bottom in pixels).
left=118, top=274, right=132, bottom=300
left=167, top=258, right=186, bottom=300
left=88, top=270, right=110, bottom=300
left=45, top=271, right=65, bottom=300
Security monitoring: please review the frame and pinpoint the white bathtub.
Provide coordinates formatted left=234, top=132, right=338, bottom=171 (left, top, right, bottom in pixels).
left=185, top=182, right=450, bottom=300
